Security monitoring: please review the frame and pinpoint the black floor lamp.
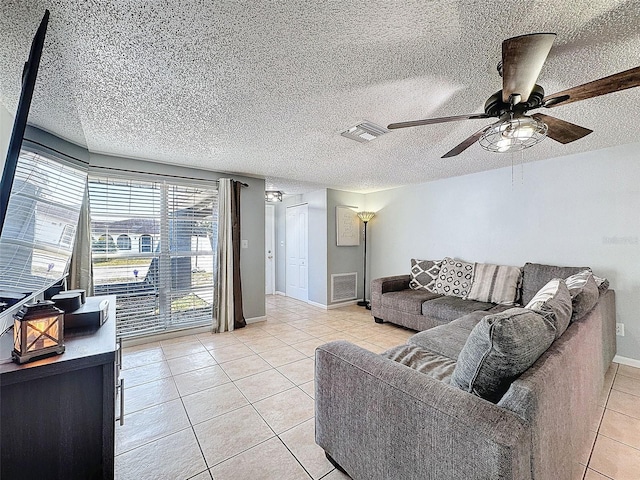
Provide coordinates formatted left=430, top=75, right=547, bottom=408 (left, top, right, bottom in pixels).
left=356, top=211, right=375, bottom=309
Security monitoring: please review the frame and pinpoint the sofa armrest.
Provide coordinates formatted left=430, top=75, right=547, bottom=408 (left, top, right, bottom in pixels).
left=315, top=341, right=531, bottom=480
left=370, top=275, right=411, bottom=320
left=371, top=274, right=411, bottom=294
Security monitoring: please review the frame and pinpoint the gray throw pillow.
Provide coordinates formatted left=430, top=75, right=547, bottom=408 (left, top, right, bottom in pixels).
left=565, top=271, right=599, bottom=321
left=433, top=257, right=474, bottom=298
left=409, top=259, right=441, bottom=292
left=525, top=279, right=572, bottom=338
left=521, top=263, right=589, bottom=306
left=450, top=308, right=556, bottom=403
left=467, top=262, right=521, bottom=305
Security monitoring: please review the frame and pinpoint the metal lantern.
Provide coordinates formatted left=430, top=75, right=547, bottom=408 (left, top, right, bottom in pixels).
left=12, top=300, right=65, bottom=364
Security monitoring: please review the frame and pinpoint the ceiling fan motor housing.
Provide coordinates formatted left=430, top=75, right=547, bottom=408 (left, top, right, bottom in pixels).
left=484, top=84, right=545, bottom=117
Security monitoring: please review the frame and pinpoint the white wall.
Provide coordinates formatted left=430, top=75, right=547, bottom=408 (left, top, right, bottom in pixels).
left=366, top=142, right=640, bottom=361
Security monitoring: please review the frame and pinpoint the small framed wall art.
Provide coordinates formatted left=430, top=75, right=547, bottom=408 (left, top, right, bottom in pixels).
left=336, top=206, right=359, bottom=246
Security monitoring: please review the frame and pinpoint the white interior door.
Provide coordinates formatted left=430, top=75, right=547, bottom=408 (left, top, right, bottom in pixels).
left=265, top=204, right=275, bottom=295
left=285, top=204, right=308, bottom=301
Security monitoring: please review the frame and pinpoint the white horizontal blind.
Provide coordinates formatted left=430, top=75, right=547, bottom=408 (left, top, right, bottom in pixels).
left=88, top=175, right=217, bottom=338
left=0, top=149, right=86, bottom=293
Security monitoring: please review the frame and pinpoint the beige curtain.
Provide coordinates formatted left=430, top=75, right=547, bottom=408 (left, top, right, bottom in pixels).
left=68, top=178, right=94, bottom=295
left=214, top=178, right=246, bottom=332
left=214, top=179, right=234, bottom=332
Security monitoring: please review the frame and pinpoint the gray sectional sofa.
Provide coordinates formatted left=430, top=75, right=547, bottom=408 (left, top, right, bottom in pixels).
left=372, top=260, right=598, bottom=331
left=315, top=262, right=616, bottom=480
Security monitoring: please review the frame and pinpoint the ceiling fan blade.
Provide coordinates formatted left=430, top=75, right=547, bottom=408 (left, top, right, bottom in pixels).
left=531, top=113, right=593, bottom=144
left=441, top=125, right=492, bottom=158
left=502, top=33, right=556, bottom=104
left=542, top=65, right=640, bottom=108
left=387, top=113, right=490, bottom=130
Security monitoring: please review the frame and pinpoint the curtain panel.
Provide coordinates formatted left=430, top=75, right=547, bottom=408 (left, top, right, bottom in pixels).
left=214, top=179, right=246, bottom=332
left=68, top=178, right=94, bottom=295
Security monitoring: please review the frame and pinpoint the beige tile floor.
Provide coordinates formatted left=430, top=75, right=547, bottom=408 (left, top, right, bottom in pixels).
left=116, top=296, right=640, bottom=480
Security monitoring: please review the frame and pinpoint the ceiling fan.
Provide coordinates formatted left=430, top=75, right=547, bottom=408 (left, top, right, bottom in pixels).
left=387, top=33, right=640, bottom=157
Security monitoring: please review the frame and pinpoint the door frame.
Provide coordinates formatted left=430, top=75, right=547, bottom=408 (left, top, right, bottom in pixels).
left=265, top=204, right=276, bottom=295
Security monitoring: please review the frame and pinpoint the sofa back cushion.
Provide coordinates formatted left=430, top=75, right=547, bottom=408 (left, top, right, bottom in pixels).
left=433, top=257, right=475, bottom=298
left=521, top=262, right=588, bottom=306
left=409, top=259, right=441, bottom=292
left=450, top=308, right=556, bottom=403
left=467, top=263, right=522, bottom=305
left=525, top=279, right=573, bottom=338
left=565, top=270, right=599, bottom=322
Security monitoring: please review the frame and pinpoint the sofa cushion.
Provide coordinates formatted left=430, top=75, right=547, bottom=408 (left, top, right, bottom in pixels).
left=521, top=262, right=588, bottom=306
left=467, top=263, right=522, bottom=305
left=381, top=344, right=456, bottom=381
left=433, top=257, right=475, bottom=298
left=409, top=259, right=441, bottom=292
left=409, top=311, right=487, bottom=360
left=421, top=295, right=495, bottom=323
left=450, top=308, right=556, bottom=403
left=381, top=290, right=441, bottom=315
left=565, top=270, right=599, bottom=321
left=525, top=278, right=573, bottom=337
left=525, top=279, right=572, bottom=338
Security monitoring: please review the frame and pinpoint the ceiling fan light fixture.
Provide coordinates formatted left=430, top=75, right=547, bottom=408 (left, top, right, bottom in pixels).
left=265, top=190, right=283, bottom=202
left=479, top=115, right=548, bottom=153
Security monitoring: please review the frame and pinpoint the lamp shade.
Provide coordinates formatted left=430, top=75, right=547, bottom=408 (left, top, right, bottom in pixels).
left=357, top=211, right=375, bottom=223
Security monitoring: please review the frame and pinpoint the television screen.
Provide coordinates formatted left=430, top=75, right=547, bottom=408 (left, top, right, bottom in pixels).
left=0, top=10, right=49, bottom=237
left=0, top=10, right=87, bottom=334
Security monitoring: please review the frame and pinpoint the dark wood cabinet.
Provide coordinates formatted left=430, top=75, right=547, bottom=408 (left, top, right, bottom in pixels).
left=0, top=296, right=116, bottom=480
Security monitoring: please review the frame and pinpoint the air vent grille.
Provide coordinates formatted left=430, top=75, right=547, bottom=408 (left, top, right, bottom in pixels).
left=331, top=273, right=358, bottom=302
left=340, top=121, right=389, bottom=143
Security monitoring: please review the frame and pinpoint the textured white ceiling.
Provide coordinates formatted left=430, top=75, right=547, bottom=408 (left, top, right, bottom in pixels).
left=1, top=0, right=639, bottom=194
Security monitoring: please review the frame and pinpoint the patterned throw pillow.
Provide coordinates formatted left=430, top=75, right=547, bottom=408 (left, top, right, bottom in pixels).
left=409, top=259, right=441, bottom=292
left=525, top=279, right=572, bottom=338
left=433, top=257, right=474, bottom=298
left=450, top=308, right=556, bottom=403
left=565, top=270, right=600, bottom=321
left=467, top=263, right=522, bottom=305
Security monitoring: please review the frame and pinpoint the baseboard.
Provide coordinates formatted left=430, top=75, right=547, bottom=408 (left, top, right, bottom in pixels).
left=122, top=325, right=213, bottom=347
left=613, top=355, right=640, bottom=368
left=306, top=299, right=360, bottom=310
left=307, top=300, right=328, bottom=309
left=246, top=315, right=267, bottom=324
left=275, top=291, right=286, bottom=296
left=327, top=299, right=359, bottom=310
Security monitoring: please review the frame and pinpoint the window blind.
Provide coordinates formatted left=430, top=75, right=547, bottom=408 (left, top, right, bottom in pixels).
left=0, top=149, right=86, bottom=293
left=88, top=175, right=218, bottom=338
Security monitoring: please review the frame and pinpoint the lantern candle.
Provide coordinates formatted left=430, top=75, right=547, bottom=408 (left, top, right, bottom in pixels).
left=12, top=300, right=65, bottom=364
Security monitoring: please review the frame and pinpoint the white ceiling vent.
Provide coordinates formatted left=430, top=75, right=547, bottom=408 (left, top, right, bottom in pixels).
left=340, top=121, right=389, bottom=143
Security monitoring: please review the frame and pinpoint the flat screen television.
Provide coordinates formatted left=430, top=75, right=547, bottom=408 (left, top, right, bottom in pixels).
left=0, top=10, right=89, bottom=337
left=0, top=10, right=49, bottom=237
left=0, top=10, right=65, bottom=326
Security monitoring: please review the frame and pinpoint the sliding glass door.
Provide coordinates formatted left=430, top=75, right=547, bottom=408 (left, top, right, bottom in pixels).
left=88, top=175, right=217, bottom=338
